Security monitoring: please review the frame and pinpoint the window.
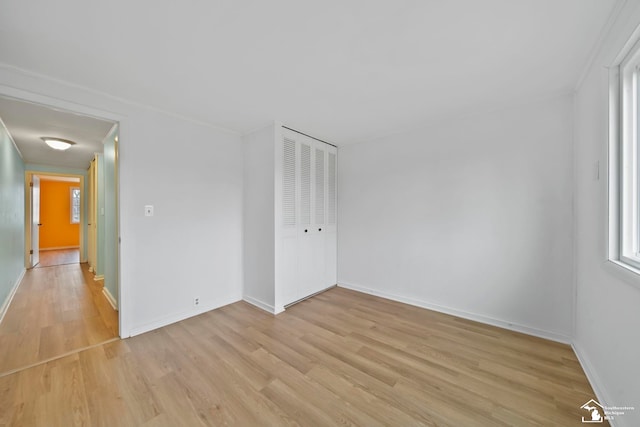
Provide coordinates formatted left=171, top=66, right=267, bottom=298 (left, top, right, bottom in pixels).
left=70, top=187, right=80, bottom=224
left=609, top=30, right=640, bottom=274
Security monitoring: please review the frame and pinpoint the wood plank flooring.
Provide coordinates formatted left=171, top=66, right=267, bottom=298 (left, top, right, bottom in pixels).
left=35, top=249, right=81, bottom=268
left=0, top=287, right=604, bottom=426
left=0, top=263, right=118, bottom=375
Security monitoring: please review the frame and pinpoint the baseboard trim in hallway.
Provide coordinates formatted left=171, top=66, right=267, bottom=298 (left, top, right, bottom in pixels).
left=0, top=268, right=25, bottom=325
left=102, top=287, right=118, bottom=310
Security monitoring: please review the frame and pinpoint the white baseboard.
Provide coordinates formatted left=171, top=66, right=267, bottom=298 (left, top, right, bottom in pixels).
left=0, top=269, right=25, bottom=325
left=102, top=287, right=118, bottom=311
left=93, top=275, right=104, bottom=281
left=40, top=246, right=79, bottom=251
left=243, top=295, right=283, bottom=315
left=338, top=282, right=572, bottom=344
left=572, top=341, right=618, bottom=427
left=129, top=293, right=243, bottom=337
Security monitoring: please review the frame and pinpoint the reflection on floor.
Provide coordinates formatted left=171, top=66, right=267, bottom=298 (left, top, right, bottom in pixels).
left=36, top=248, right=80, bottom=268
left=0, top=262, right=118, bottom=375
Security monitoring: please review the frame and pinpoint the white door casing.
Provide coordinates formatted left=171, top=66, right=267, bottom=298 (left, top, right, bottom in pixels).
left=30, top=175, right=40, bottom=268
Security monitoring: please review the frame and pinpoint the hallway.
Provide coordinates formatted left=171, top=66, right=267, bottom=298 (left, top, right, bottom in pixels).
left=0, top=263, right=118, bottom=375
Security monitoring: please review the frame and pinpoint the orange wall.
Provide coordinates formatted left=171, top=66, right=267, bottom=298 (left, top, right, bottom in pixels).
left=40, top=180, right=80, bottom=249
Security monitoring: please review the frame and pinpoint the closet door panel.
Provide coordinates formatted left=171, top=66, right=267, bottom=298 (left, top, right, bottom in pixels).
left=297, top=136, right=316, bottom=300
left=298, top=139, right=312, bottom=230
left=279, top=127, right=337, bottom=305
left=324, top=233, right=337, bottom=287
left=298, top=234, right=322, bottom=297
left=324, top=146, right=337, bottom=287
left=314, top=146, right=325, bottom=227
left=327, top=149, right=337, bottom=231
left=282, top=238, right=298, bottom=304
left=281, top=134, right=298, bottom=304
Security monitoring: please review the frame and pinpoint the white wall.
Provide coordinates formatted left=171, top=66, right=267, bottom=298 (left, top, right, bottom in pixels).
left=242, top=125, right=276, bottom=311
left=0, top=65, right=244, bottom=337
left=124, top=109, right=243, bottom=335
left=573, top=2, right=640, bottom=426
left=338, top=94, right=574, bottom=341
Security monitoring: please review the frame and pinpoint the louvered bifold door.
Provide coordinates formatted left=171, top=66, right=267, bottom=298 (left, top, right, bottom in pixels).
left=297, top=136, right=320, bottom=298
left=281, top=132, right=299, bottom=305
left=307, top=143, right=327, bottom=295
left=280, top=128, right=337, bottom=305
left=324, top=144, right=338, bottom=288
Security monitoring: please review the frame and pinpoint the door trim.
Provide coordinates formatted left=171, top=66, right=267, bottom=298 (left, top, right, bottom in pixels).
left=0, top=82, right=127, bottom=338
left=24, top=171, right=85, bottom=268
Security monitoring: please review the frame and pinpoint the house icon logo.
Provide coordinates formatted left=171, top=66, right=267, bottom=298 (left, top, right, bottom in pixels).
left=581, top=399, right=604, bottom=423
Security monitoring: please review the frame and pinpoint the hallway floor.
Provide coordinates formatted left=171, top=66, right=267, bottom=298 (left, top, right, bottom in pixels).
left=35, top=248, right=80, bottom=268
left=0, top=262, right=118, bottom=376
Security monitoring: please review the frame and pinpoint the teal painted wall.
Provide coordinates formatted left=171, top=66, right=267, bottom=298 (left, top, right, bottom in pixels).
left=0, top=122, right=25, bottom=309
left=95, top=154, right=105, bottom=277
left=103, top=129, right=118, bottom=303
left=25, top=164, right=88, bottom=261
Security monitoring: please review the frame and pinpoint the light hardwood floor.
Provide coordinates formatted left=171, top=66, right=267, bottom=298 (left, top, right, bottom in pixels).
left=0, top=263, right=118, bottom=375
left=35, top=249, right=81, bottom=268
left=0, top=287, right=604, bottom=426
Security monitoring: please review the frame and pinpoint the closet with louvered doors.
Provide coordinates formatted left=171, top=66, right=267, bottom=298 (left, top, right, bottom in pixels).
left=280, top=127, right=337, bottom=306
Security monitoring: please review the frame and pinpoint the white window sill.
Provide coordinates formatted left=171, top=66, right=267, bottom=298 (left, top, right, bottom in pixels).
left=604, top=259, right=640, bottom=291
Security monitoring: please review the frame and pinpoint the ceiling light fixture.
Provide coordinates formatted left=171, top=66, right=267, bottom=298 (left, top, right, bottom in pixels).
left=42, top=137, right=76, bottom=151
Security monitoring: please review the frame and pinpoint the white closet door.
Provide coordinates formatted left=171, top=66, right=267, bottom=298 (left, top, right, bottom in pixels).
left=279, top=128, right=337, bottom=305
left=327, top=149, right=337, bottom=228
left=324, top=145, right=337, bottom=288
left=281, top=134, right=298, bottom=305
left=297, top=135, right=319, bottom=299
left=306, top=143, right=326, bottom=296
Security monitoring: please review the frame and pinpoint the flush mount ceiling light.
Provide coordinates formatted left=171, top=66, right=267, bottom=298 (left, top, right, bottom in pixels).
left=41, top=137, right=76, bottom=151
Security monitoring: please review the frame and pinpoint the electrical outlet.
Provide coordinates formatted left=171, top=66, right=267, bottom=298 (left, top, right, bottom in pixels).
left=194, top=297, right=200, bottom=307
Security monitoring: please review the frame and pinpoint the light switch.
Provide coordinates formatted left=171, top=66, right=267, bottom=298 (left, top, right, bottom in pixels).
left=144, top=205, right=154, bottom=217
left=100, top=207, right=104, bottom=215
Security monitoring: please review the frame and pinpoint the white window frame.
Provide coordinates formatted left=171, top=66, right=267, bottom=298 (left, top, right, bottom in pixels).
left=608, top=24, right=640, bottom=281
left=70, top=187, right=80, bottom=224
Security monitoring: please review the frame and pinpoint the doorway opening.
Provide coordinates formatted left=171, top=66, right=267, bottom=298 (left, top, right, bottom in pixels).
left=0, top=94, right=121, bottom=375
left=25, top=173, right=84, bottom=269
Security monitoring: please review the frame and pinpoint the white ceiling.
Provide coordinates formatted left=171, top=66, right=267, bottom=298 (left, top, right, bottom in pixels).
left=0, top=97, right=114, bottom=169
left=0, top=0, right=620, bottom=144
